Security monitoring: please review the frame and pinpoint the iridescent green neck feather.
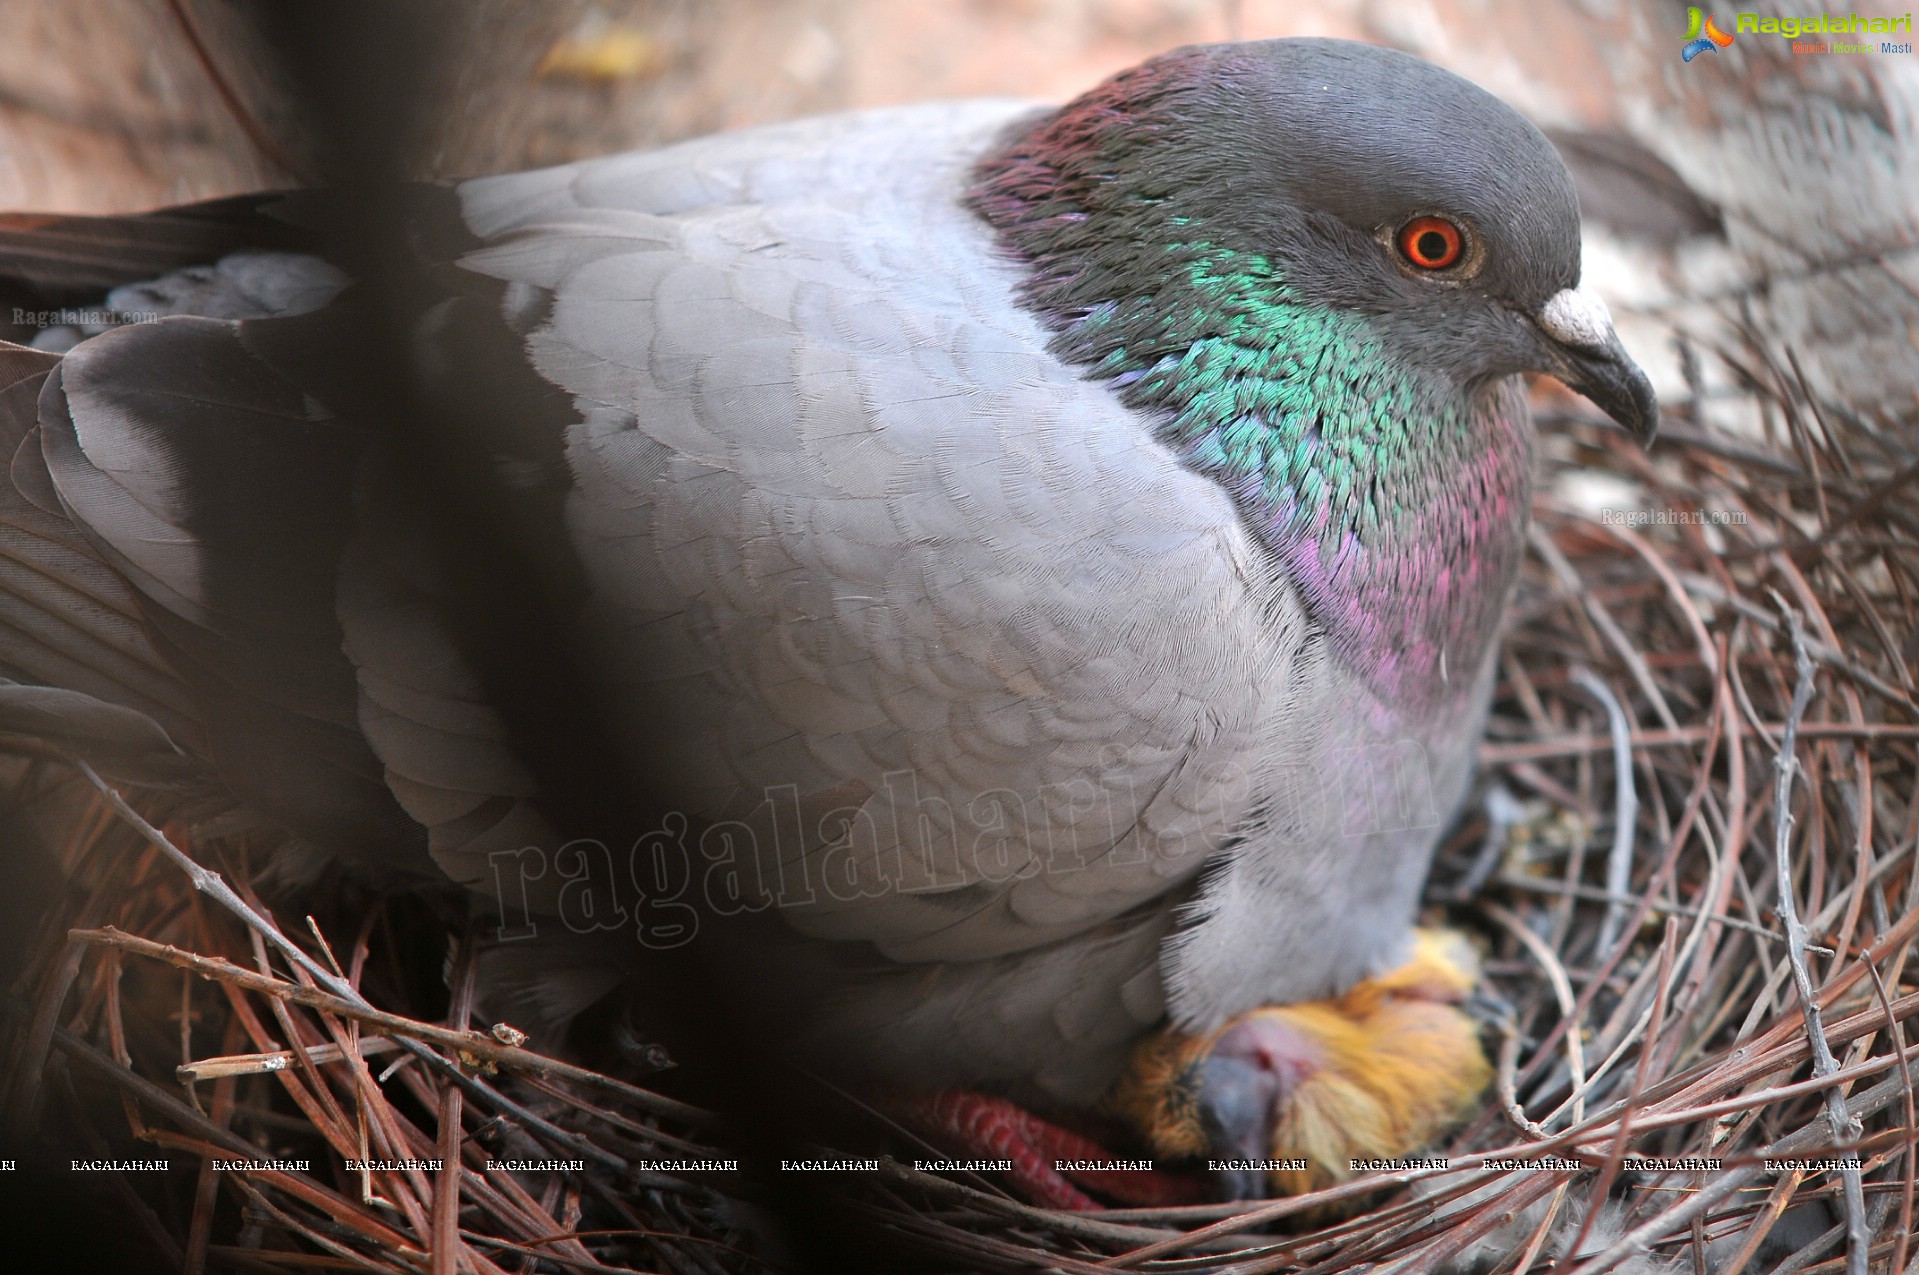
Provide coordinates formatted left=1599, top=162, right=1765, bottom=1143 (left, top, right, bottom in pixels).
left=968, top=52, right=1534, bottom=708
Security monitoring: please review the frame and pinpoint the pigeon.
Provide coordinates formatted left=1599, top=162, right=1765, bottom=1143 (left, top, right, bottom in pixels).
left=0, top=37, right=1654, bottom=1201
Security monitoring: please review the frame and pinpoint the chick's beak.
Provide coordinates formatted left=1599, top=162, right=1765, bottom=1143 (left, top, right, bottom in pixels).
left=1536, top=286, right=1659, bottom=444
left=1191, top=1054, right=1279, bottom=1200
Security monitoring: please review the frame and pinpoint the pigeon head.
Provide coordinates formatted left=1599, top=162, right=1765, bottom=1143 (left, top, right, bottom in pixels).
left=971, top=39, right=1656, bottom=702
left=1205, top=40, right=1655, bottom=440
left=969, top=37, right=1656, bottom=443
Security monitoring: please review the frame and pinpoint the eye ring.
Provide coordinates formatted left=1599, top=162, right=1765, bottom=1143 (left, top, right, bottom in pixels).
left=1396, top=216, right=1466, bottom=271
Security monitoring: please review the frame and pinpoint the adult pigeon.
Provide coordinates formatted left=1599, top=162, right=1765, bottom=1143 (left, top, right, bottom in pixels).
left=0, top=38, right=1654, bottom=1203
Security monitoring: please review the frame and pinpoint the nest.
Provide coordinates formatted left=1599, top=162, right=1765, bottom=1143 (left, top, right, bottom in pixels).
left=2, top=322, right=1916, bottom=1274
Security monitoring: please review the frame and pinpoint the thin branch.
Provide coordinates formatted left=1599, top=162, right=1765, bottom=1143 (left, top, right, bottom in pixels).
left=177, top=1036, right=402, bottom=1082
left=1768, top=600, right=1868, bottom=1275
left=70, top=759, right=364, bottom=1007
left=1571, top=667, right=1639, bottom=955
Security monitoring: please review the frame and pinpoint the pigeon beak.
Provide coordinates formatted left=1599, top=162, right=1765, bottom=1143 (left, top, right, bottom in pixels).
left=1535, top=286, right=1659, bottom=445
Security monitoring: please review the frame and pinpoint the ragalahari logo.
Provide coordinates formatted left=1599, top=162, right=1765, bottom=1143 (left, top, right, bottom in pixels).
left=1682, top=6, right=1737, bottom=58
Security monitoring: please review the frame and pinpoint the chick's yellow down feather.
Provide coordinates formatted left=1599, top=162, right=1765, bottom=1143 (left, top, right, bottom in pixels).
left=1108, top=929, right=1491, bottom=1196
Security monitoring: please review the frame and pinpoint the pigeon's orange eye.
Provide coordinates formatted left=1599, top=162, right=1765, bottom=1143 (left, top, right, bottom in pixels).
left=1397, top=216, right=1465, bottom=270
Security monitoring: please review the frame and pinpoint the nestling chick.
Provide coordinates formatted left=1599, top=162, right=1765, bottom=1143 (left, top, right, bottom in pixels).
left=1109, top=930, right=1491, bottom=1198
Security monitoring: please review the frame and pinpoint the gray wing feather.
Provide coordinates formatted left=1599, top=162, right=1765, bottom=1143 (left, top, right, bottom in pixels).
left=455, top=103, right=1316, bottom=976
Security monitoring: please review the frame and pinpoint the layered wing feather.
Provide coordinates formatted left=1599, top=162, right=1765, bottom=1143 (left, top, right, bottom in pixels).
left=455, top=103, right=1319, bottom=974
left=37, top=312, right=431, bottom=867
left=0, top=343, right=205, bottom=771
